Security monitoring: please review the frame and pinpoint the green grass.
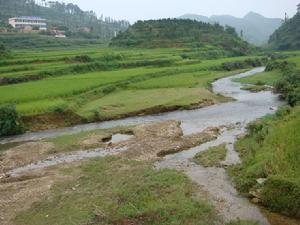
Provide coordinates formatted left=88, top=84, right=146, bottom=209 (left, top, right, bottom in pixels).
left=0, top=68, right=155, bottom=104
left=128, top=70, right=245, bottom=89
left=237, top=70, right=282, bottom=86
left=77, top=87, right=229, bottom=119
left=193, top=144, right=227, bottom=167
left=16, top=99, right=67, bottom=115
left=229, top=106, right=300, bottom=216
left=14, top=156, right=219, bottom=225
left=287, top=56, right=300, bottom=69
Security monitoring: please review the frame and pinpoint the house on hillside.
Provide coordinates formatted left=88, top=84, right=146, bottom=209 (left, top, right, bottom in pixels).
left=8, top=17, right=47, bottom=31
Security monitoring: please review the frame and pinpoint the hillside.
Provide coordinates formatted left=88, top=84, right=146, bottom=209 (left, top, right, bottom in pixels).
left=268, top=13, right=300, bottom=50
left=179, top=12, right=282, bottom=46
left=0, top=0, right=129, bottom=40
left=111, top=19, right=254, bottom=56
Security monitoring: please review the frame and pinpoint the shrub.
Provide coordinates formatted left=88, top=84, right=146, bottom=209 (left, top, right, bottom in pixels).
left=50, top=104, right=68, bottom=113
left=74, top=55, right=93, bottom=62
left=262, top=176, right=300, bottom=217
left=212, top=58, right=265, bottom=71
left=265, top=60, right=291, bottom=72
left=255, top=81, right=265, bottom=86
left=287, top=87, right=300, bottom=106
left=102, top=53, right=123, bottom=61
left=102, top=85, right=117, bottom=94
left=0, top=104, right=24, bottom=136
left=275, top=69, right=300, bottom=106
left=92, top=110, right=101, bottom=120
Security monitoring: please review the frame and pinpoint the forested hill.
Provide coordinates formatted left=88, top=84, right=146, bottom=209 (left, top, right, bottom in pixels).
left=0, top=0, right=129, bottom=40
left=268, top=13, right=300, bottom=50
left=111, top=19, right=254, bottom=56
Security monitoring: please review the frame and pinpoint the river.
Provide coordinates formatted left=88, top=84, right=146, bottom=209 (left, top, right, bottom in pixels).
left=2, top=67, right=287, bottom=224
left=0, top=67, right=282, bottom=144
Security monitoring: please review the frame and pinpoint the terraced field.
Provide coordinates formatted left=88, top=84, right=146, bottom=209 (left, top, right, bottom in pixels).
left=0, top=46, right=265, bottom=130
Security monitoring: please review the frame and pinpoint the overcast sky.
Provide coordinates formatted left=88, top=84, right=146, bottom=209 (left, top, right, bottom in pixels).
left=62, top=0, right=299, bottom=23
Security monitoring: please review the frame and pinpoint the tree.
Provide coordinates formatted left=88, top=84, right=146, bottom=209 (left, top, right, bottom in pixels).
left=0, top=43, right=10, bottom=59
left=0, top=104, right=24, bottom=136
left=240, top=30, right=244, bottom=38
left=225, top=25, right=237, bottom=36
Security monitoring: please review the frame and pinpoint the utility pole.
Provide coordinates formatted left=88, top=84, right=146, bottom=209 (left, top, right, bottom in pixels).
left=284, top=12, right=288, bottom=22
left=240, top=30, right=244, bottom=38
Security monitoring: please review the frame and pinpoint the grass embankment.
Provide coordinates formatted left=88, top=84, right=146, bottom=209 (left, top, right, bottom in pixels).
left=229, top=106, right=300, bottom=217
left=237, top=52, right=300, bottom=99
left=238, top=70, right=281, bottom=86
left=14, top=156, right=219, bottom=225
left=193, top=144, right=227, bottom=167
left=229, top=52, right=300, bottom=218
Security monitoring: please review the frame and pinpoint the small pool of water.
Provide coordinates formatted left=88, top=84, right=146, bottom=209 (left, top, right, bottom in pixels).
left=110, top=134, right=133, bottom=144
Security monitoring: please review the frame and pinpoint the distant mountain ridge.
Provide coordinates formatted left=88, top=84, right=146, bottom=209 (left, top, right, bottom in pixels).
left=179, top=12, right=283, bottom=45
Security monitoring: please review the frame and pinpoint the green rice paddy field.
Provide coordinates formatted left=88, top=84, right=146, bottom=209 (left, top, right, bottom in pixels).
left=1, top=46, right=298, bottom=127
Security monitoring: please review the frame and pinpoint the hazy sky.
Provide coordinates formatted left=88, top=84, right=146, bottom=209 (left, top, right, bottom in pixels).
left=62, top=0, right=299, bottom=23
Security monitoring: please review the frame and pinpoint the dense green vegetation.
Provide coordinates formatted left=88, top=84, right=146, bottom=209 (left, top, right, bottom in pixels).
left=0, top=42, right=10, bottom=59
left=0, top=104, right=23, bottom=136
left=269, top=13, right=300, bottom=50
left=15, top=156, right=219, bottom=225
left=111, top=19, right=254, bottom=56
left=237, top=51, right=300, bottom=106
left=229, top=106, right=300, bottom=217
left=0, top=0, right=129, bottom=40
left=229, top=50, right=300, bottom=218
left=274, top=62, right=300, bottom=106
